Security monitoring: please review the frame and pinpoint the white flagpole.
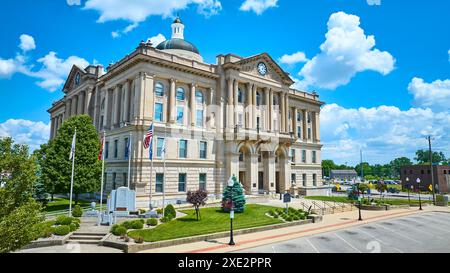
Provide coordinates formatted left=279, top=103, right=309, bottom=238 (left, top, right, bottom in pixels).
left=100, top=131, right=106, bottom=214
left=149, top=125, right=154, bottom=210
left=69, top=128, right=76, bottom=216
left=162, top=126, right=167, bottom=217
left=127, top=131, right=132, bottom=188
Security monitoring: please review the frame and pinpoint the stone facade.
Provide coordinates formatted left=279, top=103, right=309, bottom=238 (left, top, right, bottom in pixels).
left=47, top=18, right=324, bottom=208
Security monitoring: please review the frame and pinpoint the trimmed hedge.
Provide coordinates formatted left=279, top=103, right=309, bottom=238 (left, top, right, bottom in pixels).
left=146, top=218, right=158, bottom=226
left=53, top=225, right=70, bottom=236
left=72, top=205, right=83, bottom=218
left=164, top=204, right=176, bottom=219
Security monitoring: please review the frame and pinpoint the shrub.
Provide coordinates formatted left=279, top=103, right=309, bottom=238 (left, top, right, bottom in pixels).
left=147, top=218, right=158, bottom=226
left=164, top=204, right=176, bottom=219
left=156, top=208, right=163, bottom=215
left=131, top=221, right=144, bottom=230
left=135, top=236, right=144, bottom=244
left=69, top=223, right=77, bottom=232
left=300, top=214, right=306, bottom=220
left=160, top=216, right=172, bottom=223
left=110, top=224, right=120, bottom=234
left=293, top=216, right=300, bottom=221
left=286, top=216, right=293, bottom=222
left=121, top=221, right=133, bottom=230
left=274, top=214, right=279, bottom=219
left=72, top=205, right=83, bottom=218
left=53, top=225, right=70, bottom=236
left=112, top=226, right=127, bottom=236
left=139, top=219, right=145, bottom=224
left=55, top=215, right=73, bottom=226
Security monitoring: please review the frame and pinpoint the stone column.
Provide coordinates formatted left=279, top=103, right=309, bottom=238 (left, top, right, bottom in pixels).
left=293, top=108, right=299, bottom=138
left=227, top=78, right=234, bottom=129
left=269, top=89, right=273, bottom=132
left=280, top=93, right=286, bottom=132
left=264, top=87, right=270, bottom=131
left=58, top=115, right=63, bottom=134
left=105, top=89, right=112, bottom=129
left=314, top=111, right=320, bottom=142
left=92, top=86, right=99, bottom=128
left=303, top=110, right=308, bottom=141
left=50, top=117, right=55, bottom=139
left=285, top=94, right=290, bottom=133
left=246, top=83, right=252, bottom=129
left=279, top=155, right=290, bottom=193
left=190, top=83, right=196, bottom=126
left=247, top=153, right=259, bottom=194
left=71, top=96, right=78, bottom=116
left=85, top=88, right=93, bottom=117
left=66, top=98, right=72, bottom=120
left=122, top=80, right=131, bottom=125
left=233, top=80, right=239, bottom=127
left=252, top=84, right=257, bottom=130
left=264, top=152, right=276, bottom=193
left=78, top=91, right=85, bottom=115
left=142, top=73, right=155, bottom=124
left=112, top=85, right=121, bottom=128
left=169, top=79, right=176, bottom=123
left=226, top=152, right=240, bottom=182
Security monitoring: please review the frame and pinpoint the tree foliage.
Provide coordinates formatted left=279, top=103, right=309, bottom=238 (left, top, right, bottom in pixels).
left=415, top=150, right=447, bottom=165
left=42, top=115, right=101, bottom=204
left=186, top=189, right=208, bottom=221
left=0, top=137, right=43, bottom=253
left=221, top=175, right=246, bottom=213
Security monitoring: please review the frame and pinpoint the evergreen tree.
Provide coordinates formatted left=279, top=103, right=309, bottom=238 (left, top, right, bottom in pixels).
left=221, top=175, right=246, bottom=213
left=42, top=115, right=101, bottom=204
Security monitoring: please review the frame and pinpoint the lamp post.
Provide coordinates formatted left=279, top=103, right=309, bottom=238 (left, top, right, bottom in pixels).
left=357, top=185, right=363, bottom=221
left=417, top=178, right=422, bottom=210
left=406, top=177, right=411, bottom=206
left=228, top=176, right=235, bottom=246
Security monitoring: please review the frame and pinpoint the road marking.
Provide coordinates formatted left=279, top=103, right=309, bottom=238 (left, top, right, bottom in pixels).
left=392, top=220, right=443, bottom=238
left=374, top=223, right=421, bottom=244
left=404, top=218, right=450, bottom=233
left=334, top=233, right=362, bottom=253
left=356, top=228, right=403, bottom=253
left=306, top=238, right=320, bottom=253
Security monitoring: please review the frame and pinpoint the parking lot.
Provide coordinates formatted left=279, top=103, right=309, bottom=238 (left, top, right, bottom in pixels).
left=237, top=212, right=450, bottom=253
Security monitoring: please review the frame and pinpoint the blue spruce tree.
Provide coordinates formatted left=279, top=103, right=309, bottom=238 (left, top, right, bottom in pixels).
left=221, top=175, right=246, bottom=213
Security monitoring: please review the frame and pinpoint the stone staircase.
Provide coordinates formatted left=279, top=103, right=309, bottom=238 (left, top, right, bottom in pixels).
left=66, top=232, right=108, bottom=245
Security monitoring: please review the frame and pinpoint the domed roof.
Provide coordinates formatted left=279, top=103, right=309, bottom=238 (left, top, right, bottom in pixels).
left=156, top=38, right=200, bottom=54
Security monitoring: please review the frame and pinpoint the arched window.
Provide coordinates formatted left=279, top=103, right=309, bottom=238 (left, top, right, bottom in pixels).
left=101, top=98, right=105, bottom=110
left=176, top=87, right=185, bottom=101
left=155, top=82, right=164, bottom=97
left=195, top=90, right=204, bottom=104
left=256, top=92, right=261, bottom=106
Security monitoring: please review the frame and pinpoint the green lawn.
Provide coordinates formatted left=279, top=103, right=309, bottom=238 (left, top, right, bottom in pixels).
left=305, top=196, right=433, bottom=205
left=43, top=198, right=94, bottom=212
left=128, top=204, right=283, bottom=242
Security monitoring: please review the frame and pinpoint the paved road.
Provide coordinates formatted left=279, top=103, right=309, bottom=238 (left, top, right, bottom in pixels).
left=236, top=212, right=450, bottom=253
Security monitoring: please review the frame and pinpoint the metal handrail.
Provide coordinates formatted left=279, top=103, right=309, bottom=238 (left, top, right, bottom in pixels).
left=311, top=201, right=325, bottom=215
left=322, top=201, right=335, bottom=214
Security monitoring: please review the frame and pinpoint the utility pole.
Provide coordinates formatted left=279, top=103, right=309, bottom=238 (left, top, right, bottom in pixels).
left=360, top=149, right=364, bottom=182
left=427, top=136, right=436, bottom=205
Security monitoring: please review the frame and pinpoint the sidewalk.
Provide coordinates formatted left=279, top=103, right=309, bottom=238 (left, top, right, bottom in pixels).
left=138, top=205, right=450, bottom=253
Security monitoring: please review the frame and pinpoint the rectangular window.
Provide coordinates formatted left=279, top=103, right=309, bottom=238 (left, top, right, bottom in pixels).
left=308, top=128, right=312, bottom=139
left=199, top=141, right=207, bottom=159
left=156, top=138, right=165, bottom=158
left=256, top=117, right=260, bottom=130
left=290, top=149, right=295, bottom=162
left=124, top=138, right=129, bottom=159
left=100, top=116, right=104, bottom=129
left=112, top=173, right=117, bottom=190
left=196, top=110, right=204, bottom=127
left=297, top=126, right=302, bottom=138
left=302, top=174, right=307, bottom=187
left=297, top=111, right=302, bottom=122
left=313, top=174, right=317, bottom=186
left=105, top=141, right=109, bottom=159
left=307, top=113, right=312, bottom=123
left=114, top=140, right=118, bottom=158
left=302, top=150, right=307, bottom=163
left=238, top=113, right=243, bottom=127
left=179, top=140, right=187, bottom=158
left=155, top=103, right=163, bottom=122
left=178, top=173, right=186, bottom=192
left=312, top=151, right=317, bottom=164
left=199, top=173, right=207, bottom=191
left=177, top=106, right=184, bottom=124
left=291, top=173, right=296, bottom=186
left=156, top=173, right=164, bottom=193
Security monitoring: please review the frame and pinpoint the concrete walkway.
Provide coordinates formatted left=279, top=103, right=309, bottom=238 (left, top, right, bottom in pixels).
left=138, top=205, right=450, bottom=253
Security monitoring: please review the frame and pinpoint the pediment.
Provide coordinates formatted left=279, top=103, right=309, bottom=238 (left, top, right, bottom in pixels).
left=236, top=53, right=294, bottom=85
left=62, top=65, right=87, bottom=93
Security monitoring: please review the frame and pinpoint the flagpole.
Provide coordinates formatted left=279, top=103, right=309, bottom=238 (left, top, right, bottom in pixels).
left=127, top=131, right=132, bottom=188
left=162, top=125, right=167, bottom=217
left=100, top=131, right=106, bottom=214
left=69, top=128, right=76, bottom=216
left=149, top=125, right=154, bottom=210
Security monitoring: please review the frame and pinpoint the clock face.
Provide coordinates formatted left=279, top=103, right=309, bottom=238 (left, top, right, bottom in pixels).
left=75, top=73, right=81, bottom=85
left=257, top=62, right=267, bottom=76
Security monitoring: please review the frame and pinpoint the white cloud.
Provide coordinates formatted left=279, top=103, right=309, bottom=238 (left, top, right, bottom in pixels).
left=278, top=52, right=308, bottom=65
left=240, top=0, right=278, bottom=15
left=408, top=77, right=450, bottom=112
left=298, top=11, right=395, bottom=90
left=148, top=33, right=167, bottom=47
left=0, top=35, right=89, bottom=92
left=321, top=103, right=450, bottom=165
left=0, top=119, right=50, bottom=151
left=66, top=0, right=81, bottom=6
left=367, top=0, right=381, bottom=6
left=19, top=34, right=36, bottom=52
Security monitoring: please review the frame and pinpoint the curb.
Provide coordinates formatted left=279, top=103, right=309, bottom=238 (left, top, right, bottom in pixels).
left=103, top=215, right=322, bottom=253
left=22, top=233, right=72, bottom=250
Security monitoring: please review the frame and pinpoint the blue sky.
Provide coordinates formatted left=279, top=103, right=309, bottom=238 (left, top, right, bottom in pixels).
left=0, top=0, right=449, bottom=165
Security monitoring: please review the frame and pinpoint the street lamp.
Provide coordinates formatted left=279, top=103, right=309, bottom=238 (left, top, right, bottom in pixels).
left=406, top=177, right=411, bottom=206
left=417, top=178, right=422, bottom=210
left=227, top=175, right=235, bottom=246
left=357, top=184, right=363, bottom=221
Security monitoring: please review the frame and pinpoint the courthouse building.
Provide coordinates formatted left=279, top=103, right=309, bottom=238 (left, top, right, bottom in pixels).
left=48, top=17, right=325, bottom=207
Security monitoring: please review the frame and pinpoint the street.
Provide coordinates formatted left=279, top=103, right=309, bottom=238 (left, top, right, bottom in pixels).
left=237, top=212, right=450, bottom=253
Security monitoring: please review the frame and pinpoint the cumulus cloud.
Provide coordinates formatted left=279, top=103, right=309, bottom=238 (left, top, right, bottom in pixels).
left=66, top=0, right=81, bottom=5
left=408, top=77, right=450, bottom=112
left=19, top=34, right=36, bottom=52
left=0, top=119, right=50, bottom=151
left=0, top=35, right=89, bottom=92
left=297, top=11, right=395, bottom=90
left=147, top=33, right=167, bottom=47
left=79, top=0, right=222, bottom=36
left=278, top=52, right=308, bottom=65
left=240, top=0, right=278, bottom=15
left=321, top=103, right=450, bottom=165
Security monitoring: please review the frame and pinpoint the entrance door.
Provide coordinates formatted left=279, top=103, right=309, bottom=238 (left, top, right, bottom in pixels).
left=276, top=172, right=280, bottom=193
left=258, top=172, right=264, bottom=193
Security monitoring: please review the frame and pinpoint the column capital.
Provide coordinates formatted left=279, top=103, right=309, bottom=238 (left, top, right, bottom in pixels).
left=170, top=78, right=177, bottom=84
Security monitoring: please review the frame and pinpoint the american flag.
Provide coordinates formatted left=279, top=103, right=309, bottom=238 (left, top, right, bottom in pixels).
left=143, top=124, right=154, bottom=159
left=98, top=137, right=104, bottom=161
